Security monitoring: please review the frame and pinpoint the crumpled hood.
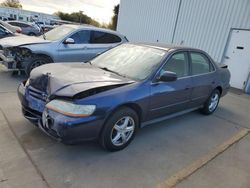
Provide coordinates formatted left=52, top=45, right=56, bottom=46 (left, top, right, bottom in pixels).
left=29, top=63, right=134, bottom=97
left=0, top=35, right=51, bottom=48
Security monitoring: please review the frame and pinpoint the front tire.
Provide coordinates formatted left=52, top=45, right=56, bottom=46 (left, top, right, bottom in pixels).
left=100, top=107, right=139, bottom=151
left=25, top=56, right=51, bottom=76
left=201, top=89, right=221, bottom=115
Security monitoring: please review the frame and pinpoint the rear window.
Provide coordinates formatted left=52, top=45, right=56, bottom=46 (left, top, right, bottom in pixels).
left=91, top=31, right=121, bottom=44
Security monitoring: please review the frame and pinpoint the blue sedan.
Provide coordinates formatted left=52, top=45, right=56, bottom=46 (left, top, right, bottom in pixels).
left=18, top=43, right=230, bottom=151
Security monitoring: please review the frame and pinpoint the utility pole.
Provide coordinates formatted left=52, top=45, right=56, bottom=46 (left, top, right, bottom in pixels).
left=79, top=10, right=83, bottom=24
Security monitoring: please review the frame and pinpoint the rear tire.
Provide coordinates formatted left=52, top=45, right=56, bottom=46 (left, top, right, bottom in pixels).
left=201, top=89, right=221, bottom=115
left=100, top=107, right=139, bottom=152
left=25, top=56, right=51, bottom=76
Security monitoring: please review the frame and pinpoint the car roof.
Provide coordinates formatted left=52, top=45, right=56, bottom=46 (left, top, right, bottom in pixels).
left=62, top=24, right=124, bottom=36
left=134, top=42, right=200, bottom=52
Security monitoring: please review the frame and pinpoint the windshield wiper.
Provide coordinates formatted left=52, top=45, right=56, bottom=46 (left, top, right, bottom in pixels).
left=99, top=67, right=126, bottom=78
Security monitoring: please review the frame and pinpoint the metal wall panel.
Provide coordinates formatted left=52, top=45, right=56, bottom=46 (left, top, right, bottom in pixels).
left=117, top=0, right=250, bottom=62
left=117, top=0, right=181, bottom=43
left=173, top=0, right=250, bottom=62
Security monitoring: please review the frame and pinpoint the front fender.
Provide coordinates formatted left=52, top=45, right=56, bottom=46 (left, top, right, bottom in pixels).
left=22, top=44, right=55, bottom=62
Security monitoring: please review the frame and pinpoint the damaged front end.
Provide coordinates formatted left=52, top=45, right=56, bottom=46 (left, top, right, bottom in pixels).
left=18, top=72, right=133, bottom=121
left=73, top=84, right=131, bottom=99
left=18, top=73, right=133, bottom=142
left=18, top=74, right=51, bottom=124
left=1, top=47, right=32, bottom=70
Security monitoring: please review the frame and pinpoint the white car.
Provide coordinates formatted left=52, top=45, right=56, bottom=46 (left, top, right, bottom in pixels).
left=0, top=20, right=22, bottom=33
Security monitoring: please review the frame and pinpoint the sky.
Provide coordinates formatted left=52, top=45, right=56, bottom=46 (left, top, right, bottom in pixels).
left=0, top=0, right=120, bottom=23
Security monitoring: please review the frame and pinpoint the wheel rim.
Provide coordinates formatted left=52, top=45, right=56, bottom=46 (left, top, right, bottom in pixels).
left=111, top=116, right=135, bottom=146
left=30, top=60, right=45, bottom=70
left=208, top=93, right=219, bottom=112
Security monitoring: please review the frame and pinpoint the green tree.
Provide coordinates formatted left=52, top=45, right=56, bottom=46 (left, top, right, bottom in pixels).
left=109, top=4, right=119, bottom=30
left=1, top=0, right=22, bottom=9
left=54, top=11, right=100, bottom=27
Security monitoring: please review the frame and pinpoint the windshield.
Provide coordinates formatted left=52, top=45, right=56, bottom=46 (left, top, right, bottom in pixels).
left=91, top=44, right=166, bottom=81
left=42, top=25, right=75, bottom=41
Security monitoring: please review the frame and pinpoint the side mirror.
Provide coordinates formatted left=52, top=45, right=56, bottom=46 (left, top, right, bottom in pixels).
left=158, top=71, right=177, bottom=82
left=64, top=38, right=75, bottom=44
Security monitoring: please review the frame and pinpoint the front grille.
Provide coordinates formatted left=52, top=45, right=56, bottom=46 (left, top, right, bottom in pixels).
left=22, top=106, right=42, bottom=124
left=28, top=86, right=48, bottom=102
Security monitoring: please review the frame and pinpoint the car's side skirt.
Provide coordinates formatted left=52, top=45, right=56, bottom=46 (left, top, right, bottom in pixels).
left=141, top=106, right=203, bottom=128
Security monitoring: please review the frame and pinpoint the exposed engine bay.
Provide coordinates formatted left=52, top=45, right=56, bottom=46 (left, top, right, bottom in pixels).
left=2, top=47, right=33, bottom=69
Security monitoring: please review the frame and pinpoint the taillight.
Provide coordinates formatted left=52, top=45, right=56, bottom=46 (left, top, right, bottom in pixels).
left=16, top=28, right=22, bottom=33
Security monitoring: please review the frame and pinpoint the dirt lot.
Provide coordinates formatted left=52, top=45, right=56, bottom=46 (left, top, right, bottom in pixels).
left=0, top=65, right=250, bottom=188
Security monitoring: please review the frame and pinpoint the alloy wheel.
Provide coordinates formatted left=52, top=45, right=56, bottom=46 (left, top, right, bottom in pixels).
left=110, top=116, right=135, bottom=146
left=208, top=93, right=219, bottom=112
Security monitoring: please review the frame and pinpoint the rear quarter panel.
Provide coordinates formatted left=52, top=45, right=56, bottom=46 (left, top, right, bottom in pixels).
left=216, top=67, right=231, bottom=96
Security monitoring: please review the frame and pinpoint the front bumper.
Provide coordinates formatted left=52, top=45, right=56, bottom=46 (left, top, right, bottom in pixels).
left=18, top=83, right=104, bottom=144
left=0, top=51, right=16, bottom=69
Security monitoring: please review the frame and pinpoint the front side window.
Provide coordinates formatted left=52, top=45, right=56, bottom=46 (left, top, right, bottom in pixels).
left=190, top=52, right=213, bottom=75
left=160, top=52, right=189, bottom=78
left=70, top=30, right=90, bottom=44
left=91, top=31, right=121, bottom=44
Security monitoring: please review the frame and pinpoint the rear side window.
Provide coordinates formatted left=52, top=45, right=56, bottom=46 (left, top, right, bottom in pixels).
left=91, top=31, right=121, bottom=44
left=8, top=22, right=18, bottom=26
left=190, top=52, right=214, bottom=75
left=70, top=30, right=91, bottom=44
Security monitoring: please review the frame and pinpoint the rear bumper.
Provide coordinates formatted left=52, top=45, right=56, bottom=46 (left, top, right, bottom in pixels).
left=18, top=83, right=104, bottom=144
left=221, top=84, right=230, bottom=97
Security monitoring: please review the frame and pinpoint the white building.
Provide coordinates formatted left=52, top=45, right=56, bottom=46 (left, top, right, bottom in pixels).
left=0, top=6, right=59, bottom=24
left=117, top=0, right=250, bottom=92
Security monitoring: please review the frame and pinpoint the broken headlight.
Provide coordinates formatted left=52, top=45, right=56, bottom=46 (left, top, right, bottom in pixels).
left=46, top=100, right=96, bottom=117
left=25, top=79, right=30, bottom=87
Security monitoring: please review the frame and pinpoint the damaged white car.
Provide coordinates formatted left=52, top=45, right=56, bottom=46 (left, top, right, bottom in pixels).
left=0, top=24, right=128, bottom=75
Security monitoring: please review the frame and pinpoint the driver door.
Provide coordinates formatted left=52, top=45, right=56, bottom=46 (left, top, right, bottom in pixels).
left=57, top=30, right=92, bottom=62
left=148, top=51, right=192, bottom=120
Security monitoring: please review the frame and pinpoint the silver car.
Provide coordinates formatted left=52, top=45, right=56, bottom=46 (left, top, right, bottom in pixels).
left=0, top=24, right=128, bottom=75
left=7, top=21, right=41, bottom=36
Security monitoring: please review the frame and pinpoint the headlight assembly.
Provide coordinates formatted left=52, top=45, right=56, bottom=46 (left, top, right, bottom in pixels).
left=25, top=79, right=30, bottom=87
left=46, top=100, right=96, bottom=117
